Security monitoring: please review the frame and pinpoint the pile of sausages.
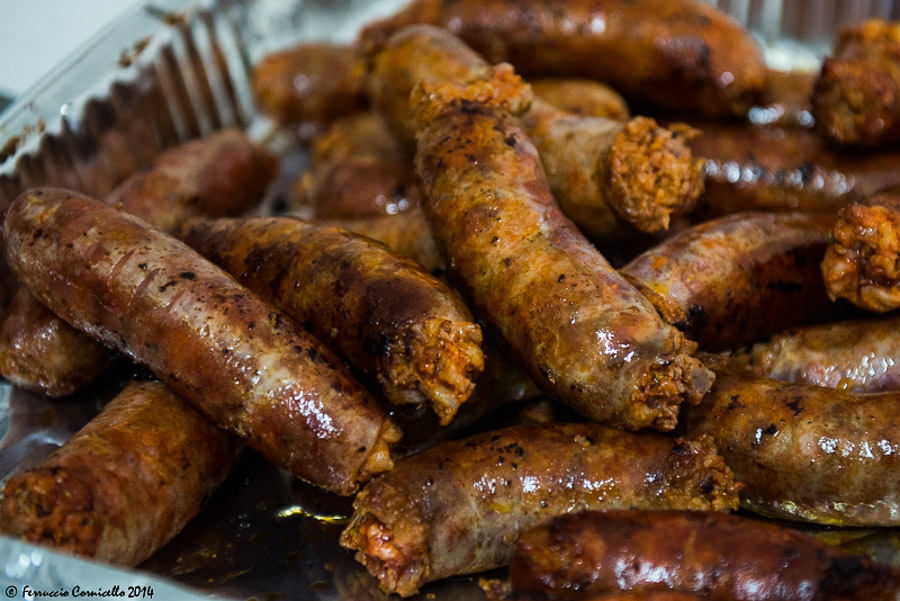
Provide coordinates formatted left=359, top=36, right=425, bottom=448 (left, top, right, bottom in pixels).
left=4, top=0, right=900, bottom=599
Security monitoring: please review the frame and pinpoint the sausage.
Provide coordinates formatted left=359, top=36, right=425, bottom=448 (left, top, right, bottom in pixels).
left=522, top=100, right=703, bottom=237
left=295, top=154, right=420, bottom=219
left=179, top=215, right=484, bottom=424
left=813, top=19, right=900, bottom=147
left=251, top=42, right=367, bottom=129
left=748, top=69, right=816, bottom=129
left=103, top=128, right=277, bottom=231
left=620, top=211, right=836, bottom=351
left=0, top=379, right=240, bottom=566
left=0, top=130, right=277, bottom=398
left=359, top=0, right=768, bottom=117
left=688, top=123, right=900, bottom=221
left=317, top=207, right=445, bottom=273
left=389, top=338, right=542, bottom=456
left=507, top=510, right=900, bottom=601
left=339, top=422, right=740, bottom=597
left=292, top=111, right=419, bottom=218
left=485, top=588, right=706, bottom=601
left=412, top=69, right=713, bottom=431
left=368, top=25, right=704, bottom=238
left=726, top=313, right=900, bottom=392
left=821, top=186, right=900, bottom=313
left=0, top=287, right=112, bottom=397
left=2, top=189, right=399, bottom=495
left=530, top=78, right=630, bottom=121
left=681, top=355, right=900, bottom=526
left=688, top=124, right=853, bottom=220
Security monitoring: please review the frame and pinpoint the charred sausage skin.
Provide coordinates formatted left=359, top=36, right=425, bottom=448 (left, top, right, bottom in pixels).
left=682, top=356, right=900, bottom=526
left=180, top=215, right=483, bottom=424
left=0, top=130, right=276, bottom=398
left=621, top=211, right=835, bottom=351
left=340, top=422, right=740, bottom=597
left=2, top=189, right=399, bottom=495
left=508, top=510, right=900, bottom=600
left=413, top=71, right=712, bottom=431
left=0, top=380, right=240, bottom=566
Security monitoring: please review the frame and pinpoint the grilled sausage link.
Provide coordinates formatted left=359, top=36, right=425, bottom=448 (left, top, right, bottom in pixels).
left=682, top=355, right=900, bottom=526
left=180, top=215, right=483, bottom=424
left=530, top=77, right=630, bottom=121
left=522, top=100, right=703, bottom=237
left=0, top=287, right=112, bottom=396
left=688, top=122, right=900, bottom=221
left=340, top=422, right=740, bottom=597
left=2, top=189, right=399, bottom=495
left=0, top=379, right=240, bottom=566
left=821, top=186, right=900, bottom=313
left=292, top=111, right=418, bottom=219
left=0, top=130, right=277, bottom=397
left=620, top=211, right=835, bottom=351
left=360, top=0, right=767, bottom=117
left=252, top=42, right=367, bottom=129
left=813, top=19, right=900, bottom=147
left=508, top=510, right=900, bottom=601
left=412, top=69, right=713, bottom=431
left=318, top=207, right=445, bottom=273
left=726, top=313, right=900, bottom=392
left=368, top=24, right=703, bottom=238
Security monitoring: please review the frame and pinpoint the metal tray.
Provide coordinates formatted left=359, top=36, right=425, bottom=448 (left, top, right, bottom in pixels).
left=2, top=1, right=900, bottom=600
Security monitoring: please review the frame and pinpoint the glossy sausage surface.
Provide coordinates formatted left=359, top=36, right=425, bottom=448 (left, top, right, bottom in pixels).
left=180, top=215, right=483, bottom=424
left=360, top=0, right=767, bottom=117
left=340, top=422, right=740, bottom=597
left=726, top=313, right=900, bottom=392
left=682, top=356, right=900, bottom=526
left=621, top=211, right=835, bottom=350
left=0, top=380, right=240, bottom=566
left=413, top=71, right=712, bottom=431
left=508, top=510, right=900, bottom=600
left=3, top=189, right=399, bottom=495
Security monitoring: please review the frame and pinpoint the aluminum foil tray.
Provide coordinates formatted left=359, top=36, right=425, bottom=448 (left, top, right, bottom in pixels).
left=2, top=1, right=900, bottom=600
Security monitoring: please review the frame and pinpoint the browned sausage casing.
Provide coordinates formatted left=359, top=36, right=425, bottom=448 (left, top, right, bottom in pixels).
left=180, top=215, right=483, bottom=424
left=360, top=0, right=767, bottom=117
left=530, top=77, right=630, bottom=121
left=412, top=71, right=712, bottom=431
left=0, top=380, right=240, bottom=566
left=682, top=356, right=900, bottom=526
left=620, top=211, right=835, bottom=351
left=293, top=112, right=419, bottom=219
left=508, top=510, right=900, bottom=601
left=523, top=100, right=703, bottom=237
left=688, top=122, right=900, bottom=221
left=726, top=313, right=900, bottom=393
left=369, top=24, right=703, bottom=238
left=0, top=287, right=111, bottom=396
left=318, top=207, right=445, bottom=273
left=2, top=189, right=399, bottom=495
left=0, top=129, right=277, bottom=398
left=252, top=43, right=367, bottom=128
left=813, top=19, right=900, bottom=147
left=340, top=422, right=740, bottom=597
left=821, top=186, right=900, bottom=313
